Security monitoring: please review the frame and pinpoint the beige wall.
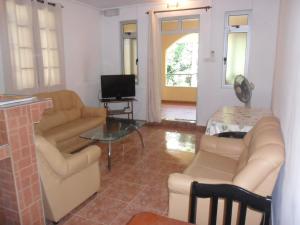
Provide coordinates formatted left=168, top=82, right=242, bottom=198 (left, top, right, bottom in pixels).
left=161, top=34, right=197, bottom=103
left=101, top=0, right=280, bottom=124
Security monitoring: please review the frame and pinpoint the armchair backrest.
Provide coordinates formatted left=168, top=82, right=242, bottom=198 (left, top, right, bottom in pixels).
left=35, top=90, right=84, bottom=132
left=35, top=135, right=70, bottom=178
left=233, top=116, right=285, bottom=195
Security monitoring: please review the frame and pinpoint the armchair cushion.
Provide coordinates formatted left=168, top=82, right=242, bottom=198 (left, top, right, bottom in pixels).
left=63, top=145, right=101, bottom=178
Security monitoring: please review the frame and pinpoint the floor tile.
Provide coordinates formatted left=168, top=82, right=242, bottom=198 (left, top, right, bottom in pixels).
left=101, top=180, right=145, bottom=202
left=129, top=185, right=169, bottom=212
left=74, top=196, right=128, bottom=225
left=63, top=215, right=105, bottom=225
left=120, top=167, right=169, bottom=188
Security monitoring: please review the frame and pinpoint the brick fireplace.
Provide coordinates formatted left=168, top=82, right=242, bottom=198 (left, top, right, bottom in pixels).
left=0, top=97, right=52, bottom=225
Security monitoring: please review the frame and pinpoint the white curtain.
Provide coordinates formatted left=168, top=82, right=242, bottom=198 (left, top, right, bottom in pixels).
left=0, top=0, right=65, bottom=94
left=147, top=11, right=161, bottom=123
left=0, top=0, right=37, bottom=92
left=33, top=0, right=65, bottom=89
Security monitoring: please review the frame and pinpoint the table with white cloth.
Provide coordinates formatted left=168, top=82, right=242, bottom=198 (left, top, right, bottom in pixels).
left=205, top=106, right=272, bottom=135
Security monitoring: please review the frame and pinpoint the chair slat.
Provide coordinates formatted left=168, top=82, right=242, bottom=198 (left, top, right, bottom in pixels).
left=209, top=196, right=218, bottom=225
left=188, top=182, right=198, bottom=224
left=262, top=211, right=271, bottom=225
left=224, top=199, right=233, bottom=225
left=237, top=202, right=247, bottom=225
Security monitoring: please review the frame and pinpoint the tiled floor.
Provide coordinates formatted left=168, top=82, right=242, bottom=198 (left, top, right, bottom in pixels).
left=54, top=125, right=203, bottom=225
left=161, top=102, right=197, bottom=122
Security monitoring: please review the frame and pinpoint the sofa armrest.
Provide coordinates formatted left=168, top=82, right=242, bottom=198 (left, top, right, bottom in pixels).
left=200, top=135, right=246, bottom=160
left=82, top=107, right=107, bottom=118
left=168, top=173, right=232, bottom=195
left=63, top=145, right=101, bottom=178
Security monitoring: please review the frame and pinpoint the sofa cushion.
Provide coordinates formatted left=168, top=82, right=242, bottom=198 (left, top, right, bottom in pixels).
left=236, top=117, right=284, bottom=174
left=184, top=151, right=238, bottom=181
left=36, top=90, right=84, bottom=111
left=44, top=117, right=105, bottom=144
left=37, top=111, right=67, bottom=132
left=37, top=108, right=82, bottom=132
left=235, top=148, right=249, bottom=173
left=35, top=90, right=84, bottom=131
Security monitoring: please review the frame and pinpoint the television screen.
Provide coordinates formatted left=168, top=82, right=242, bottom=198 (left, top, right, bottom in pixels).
left=101, top=75, right=136, bottom=99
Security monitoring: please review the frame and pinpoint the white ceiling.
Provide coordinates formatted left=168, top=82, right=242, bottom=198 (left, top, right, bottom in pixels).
left=76, top=0, right=165, bottom=9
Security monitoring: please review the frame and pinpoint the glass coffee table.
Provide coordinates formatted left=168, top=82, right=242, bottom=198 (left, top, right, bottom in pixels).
left=80, top=118, right=145, bottom=170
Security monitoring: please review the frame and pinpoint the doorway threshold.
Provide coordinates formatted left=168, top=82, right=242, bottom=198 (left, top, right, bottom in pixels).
left=171, top=118, right=196, bottom=123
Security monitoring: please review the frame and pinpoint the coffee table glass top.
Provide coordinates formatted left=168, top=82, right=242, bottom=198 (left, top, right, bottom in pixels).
left=80, top=118, right=146, bottom=142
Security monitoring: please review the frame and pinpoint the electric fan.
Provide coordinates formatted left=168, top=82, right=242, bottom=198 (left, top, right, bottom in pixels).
left=234, top=75, right=255, bottom=108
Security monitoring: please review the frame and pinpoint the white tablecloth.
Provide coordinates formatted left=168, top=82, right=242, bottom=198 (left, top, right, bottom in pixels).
left=205, top=106, right=272, bottom=135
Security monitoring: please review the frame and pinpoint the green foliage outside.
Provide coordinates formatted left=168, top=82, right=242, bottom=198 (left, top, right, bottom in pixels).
left=165, top=34, right=198, bottom=87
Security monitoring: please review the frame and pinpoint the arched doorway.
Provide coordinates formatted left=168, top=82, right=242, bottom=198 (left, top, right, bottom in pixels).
left=161, top=16, right=199, bottom=122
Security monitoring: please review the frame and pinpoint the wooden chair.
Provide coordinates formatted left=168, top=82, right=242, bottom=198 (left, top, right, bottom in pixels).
left=189, top=182, right=272, bottom=225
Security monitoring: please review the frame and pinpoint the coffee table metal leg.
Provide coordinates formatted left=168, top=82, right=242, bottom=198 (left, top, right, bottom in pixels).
left=127, top=125, right=144, bottom=148
left=108, top=141, right=112, bottom=170
left=135, top=129, right=145, bottom=148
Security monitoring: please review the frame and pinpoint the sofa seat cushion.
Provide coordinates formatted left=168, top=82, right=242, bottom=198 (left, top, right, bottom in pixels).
left=44, top=117, right=105, bottom=144
left=37, top=109, right=82, bottom=132
left=184, top=151, right=238, bottom=181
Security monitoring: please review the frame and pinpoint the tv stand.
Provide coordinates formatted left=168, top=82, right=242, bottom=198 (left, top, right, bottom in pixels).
left=99, top=98, right=137, bottom=119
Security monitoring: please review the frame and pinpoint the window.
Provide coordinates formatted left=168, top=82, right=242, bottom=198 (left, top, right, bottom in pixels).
left=223, top=11, right=251, bottom=86
left=4, top=0, right=65, bottom=93
left=121, top=21, right=138, bottom=82
left=161, top=20, right=179, bottom=32
left=161, top=17, right=200, bottom=34
left=161, top=16, right=199, bottom=87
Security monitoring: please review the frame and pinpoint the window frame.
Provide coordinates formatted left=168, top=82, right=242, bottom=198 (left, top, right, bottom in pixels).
left=161, top=15, right=200, bottom=35
left=120, top=20, right=138, bottom=83
left=222, top=10, right=252, bottom=88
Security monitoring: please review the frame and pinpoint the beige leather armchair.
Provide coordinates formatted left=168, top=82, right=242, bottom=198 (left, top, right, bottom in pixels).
left=35, top=135, right=101, bottom=222
left=168, top=116, right=285, bottom=225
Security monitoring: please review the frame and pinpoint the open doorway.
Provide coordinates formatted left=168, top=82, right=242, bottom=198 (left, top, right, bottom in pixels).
left=160, top=16, right=199, bottom=123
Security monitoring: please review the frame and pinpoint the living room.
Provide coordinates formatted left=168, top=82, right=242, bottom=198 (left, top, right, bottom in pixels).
left=0, top=0, right=299, bottom=225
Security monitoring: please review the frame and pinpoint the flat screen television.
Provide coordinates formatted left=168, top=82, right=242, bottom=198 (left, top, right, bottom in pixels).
left=101, top=75, right=135, bottom=99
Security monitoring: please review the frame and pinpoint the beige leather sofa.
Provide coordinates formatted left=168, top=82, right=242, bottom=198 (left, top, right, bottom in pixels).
left=35, top=135, right=101, bottom=222
left=35, top=90, right=106, bottom=153
left=168, top=116, right=285, bottom=224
